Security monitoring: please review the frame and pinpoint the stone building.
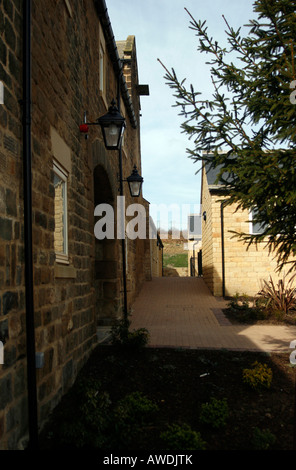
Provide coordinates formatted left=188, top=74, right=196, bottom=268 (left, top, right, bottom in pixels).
left=187, top=214, right=202, bottom=277
left=0, top=0, right=151, bottom=449
left=201, top=161, right=295, bottom=297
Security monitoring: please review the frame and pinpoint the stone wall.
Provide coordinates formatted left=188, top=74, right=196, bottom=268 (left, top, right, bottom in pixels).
left=201, top=166, right=295, bottom=297
left=200, top=171, right=216, bottom=293
left=0, top=0, right=27, bottom=450
left=0, top=0, right=150, bottom=449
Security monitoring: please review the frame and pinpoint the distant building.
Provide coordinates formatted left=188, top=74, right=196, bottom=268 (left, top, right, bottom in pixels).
left=201, top=158, right=295, bottom=296
left=187, top=214, right=202, bottom=276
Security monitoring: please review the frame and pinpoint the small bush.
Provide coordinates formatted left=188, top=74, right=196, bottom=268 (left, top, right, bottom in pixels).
left=111, top=316, right=149, bottom=350
left=113, top=391, right=159, bottom=447
left=160, top=423, right=206, bottom=450
left=199, top=397, right=229, bottom=429
left=229, top=293, right=251, bottom=311
left=252, top=427, right=276, bottom=450
left=114, top=391, right=159, bottom=426
left=242, top=361, right=273, bottom=390
left=53, top=377, right=111, bottom=448
left=228, top=293, right=265, bottom=322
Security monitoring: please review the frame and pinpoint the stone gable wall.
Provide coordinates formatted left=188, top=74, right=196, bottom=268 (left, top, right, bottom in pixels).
left=201, top=166, right=295, bottom=297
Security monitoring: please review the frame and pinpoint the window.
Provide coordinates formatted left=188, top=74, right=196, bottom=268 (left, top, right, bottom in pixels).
left=188, top=214, right=202, bottom=240
left=53, top=161, right=68, bottom=263
left=249, top=208, right=267, bottom=235
left=99, top=25, right=107, bottom=106
left=99, top=43, right=105, bottom=95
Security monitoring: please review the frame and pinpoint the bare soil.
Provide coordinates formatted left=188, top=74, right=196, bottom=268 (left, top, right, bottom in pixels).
left=39, top=344, right=296, bottom=451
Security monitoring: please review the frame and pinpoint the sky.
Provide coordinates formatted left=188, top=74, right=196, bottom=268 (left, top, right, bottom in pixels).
left=106, top=0, right=256, bottom=232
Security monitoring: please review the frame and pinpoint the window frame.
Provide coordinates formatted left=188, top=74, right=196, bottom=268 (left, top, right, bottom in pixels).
left=249, top=208, right=267, bottom=236
left=99, top=27, right=107, bottom=107
left=53, top=160, right=69, bottom=264
left=99, top=43, right=105, bottom=95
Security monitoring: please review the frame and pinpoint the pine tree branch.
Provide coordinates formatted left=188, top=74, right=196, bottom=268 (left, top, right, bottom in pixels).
left=210, top=75, right=255, bottom=148
left=157, top=58, right=240, bottom=152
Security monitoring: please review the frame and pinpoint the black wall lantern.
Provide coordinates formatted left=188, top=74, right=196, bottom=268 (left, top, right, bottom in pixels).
left=127, top=165, right=144, bottom=197
left=79, top=100, right=143, bottom=196
left=97, top=99, right=125, bottom=150
left=79, top=99, right=125, bottom=151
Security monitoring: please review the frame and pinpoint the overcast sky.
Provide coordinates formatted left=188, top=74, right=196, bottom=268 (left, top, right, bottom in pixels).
left=106, top=0, right=256, bottom=231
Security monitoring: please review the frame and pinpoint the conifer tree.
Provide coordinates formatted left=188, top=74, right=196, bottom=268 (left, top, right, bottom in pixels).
left=159, top=0, right=296, bottom=272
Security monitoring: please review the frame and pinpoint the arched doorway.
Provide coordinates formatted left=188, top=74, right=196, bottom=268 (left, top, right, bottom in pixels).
left=93, top=164, right=120, bottom=326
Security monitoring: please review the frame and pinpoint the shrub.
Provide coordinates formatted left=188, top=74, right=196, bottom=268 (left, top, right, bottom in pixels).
left=242, top=361, right=273, bottom=390
left=54, top=377, right=112, bottom=448
left=257, top=274, right=296, bottom=316
left=252, top=427, right=276, bottom=450
left=113, top=391, right=159, bottom=447
left=114, top=391, right=159, bottom=426
left=229, top=293, right=251, bottom=311
left=228, top=293, right=264, bottom=322
left=160, top=423, right=206, bottom=450
left=111, top=316, right=149, bottom=350
left=199, top=397, right=229, bottom=429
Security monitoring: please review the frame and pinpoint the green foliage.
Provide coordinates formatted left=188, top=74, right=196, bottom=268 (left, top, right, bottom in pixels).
left=114, top=391, right=159, bottom=426
left=252, top=427, right=276, bottom=450
left=163, top=253, right=188, bottom=268
left=111, top=316, right=149, bottom=350
left=242, top=361, right=273, bottom=390
left=160, top=0, right=296, bottom=273
left=49, top=385, right=158, bottom=449
left=199, top=397, right=229, bottom=429
left=113, top=392, right=159, bottom=447
left=160, top=423, right=207, bottom=450
left=229, top=293, right=251, bottom=311
left=228, top=292, right=267, bottom=322
left=257, top=274, right=296, bottom=315
left=54, top=377, right=111, bottom=449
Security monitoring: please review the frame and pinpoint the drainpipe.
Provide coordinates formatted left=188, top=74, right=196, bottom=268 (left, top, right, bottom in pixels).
left=116, top=76, right=128, bottom=327
left=220, top=201, right=226, bottom=298
left=23, top=0, right=38, bottom=449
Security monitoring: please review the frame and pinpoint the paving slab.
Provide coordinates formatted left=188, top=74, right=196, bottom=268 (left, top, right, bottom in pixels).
left=130, top=277, right=296, bottom=353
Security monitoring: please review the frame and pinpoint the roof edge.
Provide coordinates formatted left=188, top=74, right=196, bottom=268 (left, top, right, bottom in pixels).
left=94, top=0, right=138, bottom=129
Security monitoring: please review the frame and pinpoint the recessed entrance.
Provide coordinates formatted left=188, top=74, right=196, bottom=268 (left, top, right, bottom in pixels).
left=93, top=164, right=121, bottom=326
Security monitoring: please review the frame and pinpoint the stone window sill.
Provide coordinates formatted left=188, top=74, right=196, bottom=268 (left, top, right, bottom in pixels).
left=54, top=263, right=76, bottom=279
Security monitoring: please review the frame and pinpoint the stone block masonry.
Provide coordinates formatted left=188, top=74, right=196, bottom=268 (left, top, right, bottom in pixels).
left=0, top=0, right=151, bottom=449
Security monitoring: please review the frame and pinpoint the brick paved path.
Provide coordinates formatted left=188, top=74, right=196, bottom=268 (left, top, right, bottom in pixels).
left=130, top=277, right=296, bottom=352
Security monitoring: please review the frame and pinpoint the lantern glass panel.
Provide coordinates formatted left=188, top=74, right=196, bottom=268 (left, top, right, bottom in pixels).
left=104, top=123, right=121, bottom=148
left=128, top=181, right=142, bottom=197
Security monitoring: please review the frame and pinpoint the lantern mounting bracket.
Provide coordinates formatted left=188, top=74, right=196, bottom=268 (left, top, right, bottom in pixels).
left=79, top=100, right=126, bottom=149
